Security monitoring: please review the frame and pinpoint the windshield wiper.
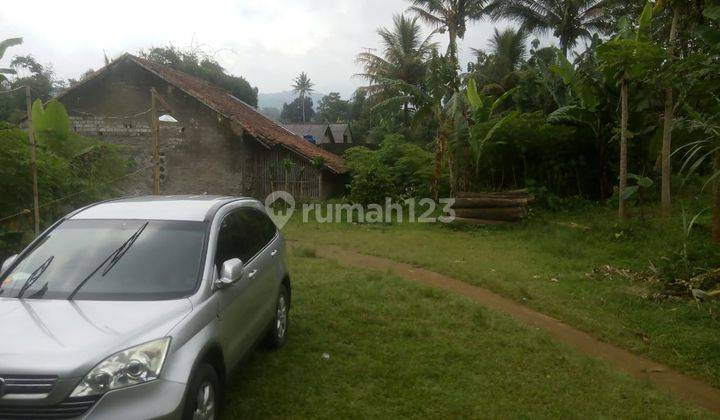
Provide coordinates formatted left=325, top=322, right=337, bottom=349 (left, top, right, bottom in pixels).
left=101, top=222, right=149, bottom=277
left=17, top=256, right=54, bottom=299
left=68, top=222, right=149, bottom=300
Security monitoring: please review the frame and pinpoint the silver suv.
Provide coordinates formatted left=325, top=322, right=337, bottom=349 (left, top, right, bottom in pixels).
left=0, top=196, right=291, bottom=419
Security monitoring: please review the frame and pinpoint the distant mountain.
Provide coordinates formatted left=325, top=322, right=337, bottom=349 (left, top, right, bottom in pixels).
left=258, top=90, right=326, bottom=110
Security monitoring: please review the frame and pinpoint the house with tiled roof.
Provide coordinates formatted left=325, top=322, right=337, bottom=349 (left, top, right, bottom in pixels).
left=54, top=53, right=346, bottom=200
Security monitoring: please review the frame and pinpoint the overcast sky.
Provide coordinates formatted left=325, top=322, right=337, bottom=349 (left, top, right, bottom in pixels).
left=1, top=0, right=548, bottom=99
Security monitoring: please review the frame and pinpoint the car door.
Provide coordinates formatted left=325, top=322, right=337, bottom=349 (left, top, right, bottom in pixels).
left=215, top=208, right=268, bottom=366
left=244, top=209, right=282, bottom=336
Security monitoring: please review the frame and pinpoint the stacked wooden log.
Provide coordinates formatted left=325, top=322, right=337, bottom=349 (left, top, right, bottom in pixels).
left=452, top=189, right=534, bottom=224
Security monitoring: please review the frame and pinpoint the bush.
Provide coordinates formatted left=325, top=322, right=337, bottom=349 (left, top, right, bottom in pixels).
left=470, top=112, right=599, bottom=197
left=344, top=134, right=433, bottom=205
left=0, top=101, right=129, bottom=234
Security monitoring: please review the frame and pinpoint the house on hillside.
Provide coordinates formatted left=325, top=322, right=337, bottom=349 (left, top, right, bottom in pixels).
left=281, top=124, right=333, bottom=145
left=54, top=53, right=346, bottom=201
left=329, top=124, right=353, bottom=144
left=282, top=123, right=353, bottom=145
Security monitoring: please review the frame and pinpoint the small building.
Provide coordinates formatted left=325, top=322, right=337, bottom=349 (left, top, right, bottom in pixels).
left=281, top=123, right=333, bottom=145
left=55, top=54, right=346, bottom=201
left=329, top=124, right=353, bottom=144
left=282, top=123, right=353, bottom=145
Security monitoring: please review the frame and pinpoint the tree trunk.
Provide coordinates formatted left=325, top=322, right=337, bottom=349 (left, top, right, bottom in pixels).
left=619, top=79, right=629, bottom=220
left=661, top=5, right=680, bottom=217
left=713, top=151, right=720, bottom=243
left=301, top=93, right=306, bottom=123
left=432, top=132, right=446, bottom=200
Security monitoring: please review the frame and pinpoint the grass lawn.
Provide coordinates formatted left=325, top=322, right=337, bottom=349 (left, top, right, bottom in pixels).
left=222, top=253, right=712, bottom=418
left=281, top=205, right=720, bottom=389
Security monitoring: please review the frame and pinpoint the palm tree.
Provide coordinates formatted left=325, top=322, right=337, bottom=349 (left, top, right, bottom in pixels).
left=408, top=0, right=488, bottom=71
left=0, top=37, right=23, bottom=84
left=488, top=0, right=611, bottom=56
left=291, top=72, right=314, bottom=123
left=356, top=14, right=437, bottom=123
left=472, top=27, right=528, bottom=92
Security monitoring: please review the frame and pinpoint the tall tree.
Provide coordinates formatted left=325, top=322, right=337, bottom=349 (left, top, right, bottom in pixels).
left=0, top=37, right=22, bottom=84
left=598, top=2, right=662, bottom=220
left=315, top=92, right=350, bottom=123
left=140, top=46, right=258, bottom=107
left=471, top=27, right=528, bottom=92
left=291, top=72, right=314, bottom=123
left=356, top=14, right=436, bottom=123
left=408, top=0, right=488, bottom=77
left=488, top=0, right=612, bottom=56
left=280, top=96, right=315, bottom=124
left=658, top=0, right=683, bottom=216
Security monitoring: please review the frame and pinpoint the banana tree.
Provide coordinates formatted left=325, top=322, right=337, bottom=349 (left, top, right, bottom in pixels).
left=675, top=5, right=720, bottom=242
left=547, top=44, right=616, bottom=198
left=464, top=78, right=516, bottom=184
left=0, top=38, right=23, bottom=83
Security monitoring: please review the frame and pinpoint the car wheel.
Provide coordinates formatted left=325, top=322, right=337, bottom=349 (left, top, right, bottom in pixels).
left=265, top=284, right=289, bottom=349
left=182, top=363, right=220, bottom=420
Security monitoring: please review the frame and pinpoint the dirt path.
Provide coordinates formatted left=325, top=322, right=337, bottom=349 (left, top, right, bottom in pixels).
left=312, top=243, right=720, bottom=415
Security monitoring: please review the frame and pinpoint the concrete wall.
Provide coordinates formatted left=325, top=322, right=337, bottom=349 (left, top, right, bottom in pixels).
left=60, top=60, right=335, bottom=201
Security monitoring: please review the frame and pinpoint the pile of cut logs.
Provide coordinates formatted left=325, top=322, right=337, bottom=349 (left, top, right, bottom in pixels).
left=451, top=189, right=534, bottom=224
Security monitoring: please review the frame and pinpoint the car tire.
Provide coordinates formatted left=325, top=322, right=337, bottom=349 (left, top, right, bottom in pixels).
left=182, top=363, right=221, bottom=420
left=264, top=284, right=290, bottom=349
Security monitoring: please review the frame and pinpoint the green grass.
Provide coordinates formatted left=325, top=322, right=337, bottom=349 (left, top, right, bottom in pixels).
left=282, top=206, right=720, bottom=388
left=222, top=254, right=711, bottom=418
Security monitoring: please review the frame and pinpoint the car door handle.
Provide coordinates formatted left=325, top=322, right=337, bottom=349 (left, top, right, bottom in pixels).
left=247, top=269, right=258, bottom=278
left=270, top=249, right=278, bottom=257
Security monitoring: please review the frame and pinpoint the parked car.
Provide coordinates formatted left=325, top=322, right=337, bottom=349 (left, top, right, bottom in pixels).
left=0, top=195, right=291, bottom=420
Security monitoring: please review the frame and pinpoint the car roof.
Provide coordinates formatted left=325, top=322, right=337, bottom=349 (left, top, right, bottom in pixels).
left=70, top=195, right=248, bottom=222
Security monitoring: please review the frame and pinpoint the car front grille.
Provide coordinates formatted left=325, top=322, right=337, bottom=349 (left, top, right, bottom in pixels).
left=0, top=396, right=100, bottom=419
left=0, top=375, right=58, bottom=396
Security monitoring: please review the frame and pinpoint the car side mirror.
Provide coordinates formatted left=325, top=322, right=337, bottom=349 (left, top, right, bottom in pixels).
left=1, top=254, right=18, bottom=274
left=215, top=258, right=244, bottom=289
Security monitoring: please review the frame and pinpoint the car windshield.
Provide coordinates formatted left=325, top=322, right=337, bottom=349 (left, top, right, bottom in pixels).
left=0, top=219, right=207, bottom=300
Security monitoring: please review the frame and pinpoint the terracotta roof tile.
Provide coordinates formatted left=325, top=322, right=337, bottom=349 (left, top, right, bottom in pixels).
left=128, top=56, right=346, bottom=173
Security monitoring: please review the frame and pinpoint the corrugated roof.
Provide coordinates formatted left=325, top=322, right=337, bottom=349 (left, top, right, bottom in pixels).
left=282, top=124, right=334, bottom=144
left=329, top=124, right=351, bottom=143
left=56, top=54, right=346, bottom=173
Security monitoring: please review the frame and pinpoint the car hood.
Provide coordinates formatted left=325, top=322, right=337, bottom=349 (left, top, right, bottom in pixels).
left=0, top=298, right=193, bottom=377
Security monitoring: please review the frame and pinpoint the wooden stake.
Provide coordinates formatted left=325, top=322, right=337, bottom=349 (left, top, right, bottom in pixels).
left=151, top=88, right=160, bottom=195
left=25, top=86, right=40, bottom=236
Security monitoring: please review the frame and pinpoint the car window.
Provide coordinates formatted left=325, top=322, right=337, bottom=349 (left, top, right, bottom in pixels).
left=0, top=219, right=207, bottom=300
left=215, top=208, right=277, bottom=267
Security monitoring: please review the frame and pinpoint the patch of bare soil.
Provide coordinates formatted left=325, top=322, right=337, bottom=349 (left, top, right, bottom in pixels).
left=312, top=244, right=720, bottom=415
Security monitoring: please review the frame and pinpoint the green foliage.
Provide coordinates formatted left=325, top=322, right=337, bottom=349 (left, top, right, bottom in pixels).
left=0, top=54, right=56, bottom=122
left=280, top=97, right=315, bottom=124
left=140, top=46, right=258, bottom=107
left=0, top=101, right=128, bottom=233
left=315, top=92, right=350, bottom=123
left=344, top=134, right=433, bottom=204
left=469, top=112, right=595, bottom=196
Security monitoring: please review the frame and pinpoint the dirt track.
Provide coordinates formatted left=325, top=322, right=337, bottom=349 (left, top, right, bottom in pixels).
left=312, top=243, right=720, bottom=415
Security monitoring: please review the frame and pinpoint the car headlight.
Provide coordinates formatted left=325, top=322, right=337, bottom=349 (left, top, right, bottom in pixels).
left=71, top=337, right=171, bottom=397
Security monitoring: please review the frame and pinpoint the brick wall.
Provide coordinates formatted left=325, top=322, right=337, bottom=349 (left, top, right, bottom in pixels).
left=59, top=60, right=333, bottom=201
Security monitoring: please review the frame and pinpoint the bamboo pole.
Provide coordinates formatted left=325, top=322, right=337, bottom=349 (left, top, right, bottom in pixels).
left=25, top=86, right=40, bottom=236
left=151, top=88, right=160, bottom=195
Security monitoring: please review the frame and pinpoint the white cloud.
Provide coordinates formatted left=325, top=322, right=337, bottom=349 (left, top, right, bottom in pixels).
left=0, top=0, right=549, bottom=98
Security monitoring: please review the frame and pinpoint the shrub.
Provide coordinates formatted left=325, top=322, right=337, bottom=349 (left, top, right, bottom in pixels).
left=469, top=112, right=598, bottom=197
left=344, top=134, right=433, bottom=205
left=0, top=101, right=128, bottom=234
